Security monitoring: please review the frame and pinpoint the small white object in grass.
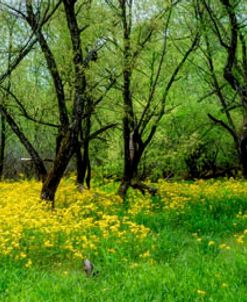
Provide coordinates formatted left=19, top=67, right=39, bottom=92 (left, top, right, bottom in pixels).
left=83, top=259, right=94, bottom=276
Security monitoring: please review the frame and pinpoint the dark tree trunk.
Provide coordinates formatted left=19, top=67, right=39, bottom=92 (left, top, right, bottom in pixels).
left=26, top=2, right=70, bottom=160
left=118, top=133, right=156, bottom=199
left=56, top=128, right=67, bottom=155
left=41, top=129, right=76, bottom=205
left=76, top=140, right=90, bottom=190
left=25, top=1, right=69, bottom=129
left=76, top=143, right=84, bottom=185
left=203, top=1, right=247, bottom=178
left=119, top=9, right=159, bottom=198
left=118, top=131, right=138, bottom=198
left=86, top=157, right=91, bottom=189
left=0, top=105, right=47, bottom=181
left=0, top=115, right=6, bottom=179
left=118, top=165, right=157, bottom=199
left=118, top=0, right=136, bottom=199
left=41, top=0, right=86, bottom=205
left=240, top=135, right=247, bottom=178
left=76, top=97, right=92, bottom=190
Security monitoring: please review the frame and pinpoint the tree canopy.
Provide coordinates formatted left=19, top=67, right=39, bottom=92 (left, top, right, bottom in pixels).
left=0, top=0, right=247, bottom=203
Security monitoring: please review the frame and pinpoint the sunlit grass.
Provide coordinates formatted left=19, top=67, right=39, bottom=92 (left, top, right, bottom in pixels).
left=0, top=177, right=247, bottom=301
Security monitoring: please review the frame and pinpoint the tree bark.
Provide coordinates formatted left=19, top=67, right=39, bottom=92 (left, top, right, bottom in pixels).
left=41, top=129, right=76, bottom=205
left=116, top=1, right=197, bottom=198
left=76, top=148, right=91, bottom=190
left=240, top=141, right=247, bottom=178
left=41, top=0, right=86, bottom=204
left=0, top=115, right=6, bottom=179
left=25, top=1, right=69, bottom=155
left=76, top=141, right=90, bottom=190
left=240, top=121, right=247, bottom=178
left=0, top=105, right=47, bottom=181
left=86, top=156, right=91, bottom=189
left=118, top=132, right=156, bottom=198
left=76, top=99, right=91, bottom=190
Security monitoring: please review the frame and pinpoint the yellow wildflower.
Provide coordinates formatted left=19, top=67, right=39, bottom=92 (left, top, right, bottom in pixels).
left=197, top=289, right=206, bottom=296
left=44, top=240, right=53, bottom=248
left=20, top=252, right=27, bottom=259
left=25, top=259, right=32, bottom=268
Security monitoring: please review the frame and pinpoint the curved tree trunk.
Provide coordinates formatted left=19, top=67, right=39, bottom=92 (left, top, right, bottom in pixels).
left=40, top=0, right=87, bottom=206
left=41, top=129, right=77, bottom=205
left=0, top=105, right=47, bottom=181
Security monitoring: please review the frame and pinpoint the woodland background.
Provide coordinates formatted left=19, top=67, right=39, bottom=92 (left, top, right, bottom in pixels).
left=0, top=0, right=246, bottom=199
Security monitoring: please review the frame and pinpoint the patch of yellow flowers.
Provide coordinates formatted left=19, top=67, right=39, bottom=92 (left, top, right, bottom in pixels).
left=158, top=178, right=247, bottom=210
left=0, top=178, right=151, bottom=267
left=1, top=177, right=247, bottom=268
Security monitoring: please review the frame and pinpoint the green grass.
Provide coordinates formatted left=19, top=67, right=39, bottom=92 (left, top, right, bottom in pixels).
left=1, top=244, right=247, bottom=302
left=1, top=180, right=247, bottom=301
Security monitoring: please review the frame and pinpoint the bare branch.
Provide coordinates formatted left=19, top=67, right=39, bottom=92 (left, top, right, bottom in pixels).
left=0, top=86, right=59, bottom=128
left=88, top=123, right=118, bottom=141
left=208, top=113, right=239, bottom=146
left=137, top=6, right=173, bottom=131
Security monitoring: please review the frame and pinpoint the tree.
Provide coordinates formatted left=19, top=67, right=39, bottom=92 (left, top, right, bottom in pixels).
left=105, top=0, right=199, bottom=198
left=195, top=0, right=247, bottom=177
left=0, top=115, right=5, bottom=179
left=0, top=5, right=49, bottom=180
left=0, top=0, right=117, bottom=203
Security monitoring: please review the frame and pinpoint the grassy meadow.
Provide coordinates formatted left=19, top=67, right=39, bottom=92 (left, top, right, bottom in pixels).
left=0, top=177, right=247, bottom=301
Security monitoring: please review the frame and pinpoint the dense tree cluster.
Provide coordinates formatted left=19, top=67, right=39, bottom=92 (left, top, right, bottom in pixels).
left=0, top=0, right=246, bottom=203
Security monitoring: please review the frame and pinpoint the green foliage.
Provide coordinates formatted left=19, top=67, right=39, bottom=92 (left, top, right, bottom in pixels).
left=0, top=0, right=246, bottom=180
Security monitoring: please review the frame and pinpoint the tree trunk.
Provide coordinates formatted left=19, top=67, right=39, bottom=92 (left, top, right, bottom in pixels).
left=0, top=105, right=47, bottom=181
left=41, top=129, right=76, bottom=206
left=76, top=97, right=92, bottom=190
left=118, top=170, right=157, bottom=199
left=238, top=118, right=247, bottom=178
left=40, top=0, right=87, bottom=206
left=86, top=157, right=91, bottom=189
left=118, top=136, right=156, bottom=199
left=76, top=139, right=91, bottom=190
left=118, top=132, right=137, bottom=198
left=0, top=115, right=6, bottom=179
left=240, top=137, right=247, bottom=178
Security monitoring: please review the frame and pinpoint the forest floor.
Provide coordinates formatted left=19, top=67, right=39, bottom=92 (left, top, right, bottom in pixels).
left=0, top=177, right=247, bottom=301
